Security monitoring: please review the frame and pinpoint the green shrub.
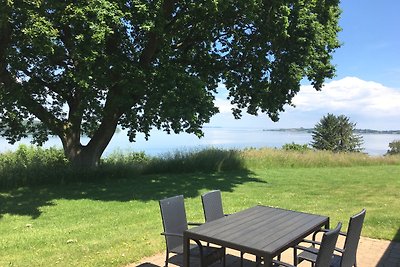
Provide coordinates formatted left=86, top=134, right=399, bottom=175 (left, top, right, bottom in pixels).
left=282, top=142, right=310, bottom=152
left=387, top=140, right=400, bottom=155
left=102, top=150, right=150, bottom=167
left=0, top=144, right=68, bottom=188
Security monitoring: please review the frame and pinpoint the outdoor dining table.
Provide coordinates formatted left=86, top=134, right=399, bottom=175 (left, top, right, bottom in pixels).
left=183, top=205, right=330, bottom=267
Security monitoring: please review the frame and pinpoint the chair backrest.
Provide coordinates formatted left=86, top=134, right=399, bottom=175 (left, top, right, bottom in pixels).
left=341, top=209, right=366, bottom=267
left=201, top=190, right=224, bottom=222
left=315, top=222, right=342, bottom=267
left=159, top=195, right=188, bottom=251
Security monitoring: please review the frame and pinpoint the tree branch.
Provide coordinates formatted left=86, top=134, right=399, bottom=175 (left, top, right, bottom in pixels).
left=1, top=70, right=64, bottom=137
left=0, top=9, right=12, bottom=86
left=139, top=0, right=177, bottom=66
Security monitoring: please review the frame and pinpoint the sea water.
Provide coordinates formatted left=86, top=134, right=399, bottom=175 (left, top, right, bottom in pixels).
left=1, top=127, right=399, bottom=157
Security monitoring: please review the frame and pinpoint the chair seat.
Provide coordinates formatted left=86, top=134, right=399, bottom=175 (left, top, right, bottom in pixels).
left=171, top=243, right=197, bottom=254
left=171, top=244, right=224, bottom=266
left=298, top=247, right=342, bottom=267
left=190, top=245, right=225, bottom=266
left=297, top=246, right=318, bottom=263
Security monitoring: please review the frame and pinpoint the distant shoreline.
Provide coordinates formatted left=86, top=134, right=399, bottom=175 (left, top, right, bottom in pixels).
left=263, top=128, right=400, bottom=134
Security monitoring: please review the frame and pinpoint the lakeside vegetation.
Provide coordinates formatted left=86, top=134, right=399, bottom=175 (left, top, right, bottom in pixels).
left=265, top=127, right=400, bottom=134
left=0, top=145, right=399, bottom=266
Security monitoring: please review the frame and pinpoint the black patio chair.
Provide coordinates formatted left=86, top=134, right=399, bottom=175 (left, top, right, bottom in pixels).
left=201, top=190, right=229, bottom=222
left=159, top=195, right=225, bottom=267
left=296, top=209, right=366, bottom=267
left=201, top=190, right=246, bottom=266
left=273, top=222, right=342, bottom=267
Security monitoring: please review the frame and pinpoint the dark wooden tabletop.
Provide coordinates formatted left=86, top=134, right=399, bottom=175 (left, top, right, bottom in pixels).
left=183, top=205, right=329, bottom=266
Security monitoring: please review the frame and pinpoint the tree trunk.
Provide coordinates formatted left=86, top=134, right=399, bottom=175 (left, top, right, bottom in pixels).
left=61, top=112, right=121, bottom=169
left=70, top=145, right=104, bottom=169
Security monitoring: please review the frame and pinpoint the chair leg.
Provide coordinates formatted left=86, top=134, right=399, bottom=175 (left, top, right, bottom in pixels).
left=164, top=250, right=169, bottom=267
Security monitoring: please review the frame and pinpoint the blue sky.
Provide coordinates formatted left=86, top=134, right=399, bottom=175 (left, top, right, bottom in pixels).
left=333, top=0, right=400, bottom=87
left=210, top=0, right=400, bottom=130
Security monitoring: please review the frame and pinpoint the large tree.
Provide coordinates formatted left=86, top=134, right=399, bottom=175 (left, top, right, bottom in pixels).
left=311, top=113, right=364, bottom=152
left=0, top=0, right=341, bottom=167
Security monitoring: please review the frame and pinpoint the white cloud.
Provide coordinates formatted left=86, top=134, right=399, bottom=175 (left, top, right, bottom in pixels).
left=211, top=77, right=400, bottom=130
left=292, top=77, right=400, bottom=117
left=214, top=97, right=232, bottom=113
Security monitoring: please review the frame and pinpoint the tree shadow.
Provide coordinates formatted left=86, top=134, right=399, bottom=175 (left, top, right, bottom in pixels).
left=376, top=228, right=400, bottom=266
left=136, top=253, right=256, bottom=267
left=0, top=170, right=266, bottom=219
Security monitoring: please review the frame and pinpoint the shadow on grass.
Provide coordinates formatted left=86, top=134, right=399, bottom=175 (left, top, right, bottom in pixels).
left=0, top=170, right=266, bottom=219
left=394, top=228, right=400, bottom=242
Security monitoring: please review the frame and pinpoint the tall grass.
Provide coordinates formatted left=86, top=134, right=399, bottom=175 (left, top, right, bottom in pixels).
left=242, top=148, right=400, bottom=169
left=0, top=145, right=68, bottom=188
left=143, top=148, right=245, bottom=174
left=1, top=145, right=399, bottom=189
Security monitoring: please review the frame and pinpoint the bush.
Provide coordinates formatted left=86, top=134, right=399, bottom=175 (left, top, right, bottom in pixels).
left=0, top=145, right=68, bottom=188
left=387, top=140, right=400, bottom=155
left=102, top=150, right=150, bottom=165
left=282, top=142, right=310, bottom=152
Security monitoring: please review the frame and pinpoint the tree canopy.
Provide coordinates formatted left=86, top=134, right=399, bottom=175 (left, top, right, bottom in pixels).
left=387, top=140, right=400, bottom=155
left=0, top=0, right=341, bottom=167
left=311, top=113, right=364, bottom=152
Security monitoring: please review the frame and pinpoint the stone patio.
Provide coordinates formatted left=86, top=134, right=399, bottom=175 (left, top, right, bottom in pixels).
left=133, top=236, right=400, bottom=267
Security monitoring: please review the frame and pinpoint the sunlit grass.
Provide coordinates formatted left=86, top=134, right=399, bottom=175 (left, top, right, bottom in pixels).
left=0, top=146, right=399, bottom=266
left=242, top=147, right=400, bottom=169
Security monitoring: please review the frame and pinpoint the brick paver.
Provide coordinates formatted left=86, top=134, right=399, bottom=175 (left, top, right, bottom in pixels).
left=132, top=236, right=400, bottom=267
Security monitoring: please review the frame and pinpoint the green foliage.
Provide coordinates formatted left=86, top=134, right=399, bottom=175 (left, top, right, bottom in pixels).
left=0, top=0, right=342, bottom=166
left=0, top=146, right=151, bottom=188
left=282, top=142, right=310, bottom=152
left=387, top=140, right=400, bottom=155
left=144, top=148, right=245, bottom=174
left=311, top=113, right=364, bottom=152
left=0, top=147, right=246, bottom=188
left=103, top=150, right=150, bottom=165
left=0, top=145, right=68, bottom=188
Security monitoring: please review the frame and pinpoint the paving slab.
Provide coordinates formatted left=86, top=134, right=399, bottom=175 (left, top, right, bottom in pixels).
left=132, top=236, right=400, bottom=267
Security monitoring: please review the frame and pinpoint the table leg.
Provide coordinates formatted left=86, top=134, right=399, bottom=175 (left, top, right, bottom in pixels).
left=263, top=254, right=272, bottom=267
left=183, top=233, right=190, bottom=267
left=293, top=246, right=298, bottom=265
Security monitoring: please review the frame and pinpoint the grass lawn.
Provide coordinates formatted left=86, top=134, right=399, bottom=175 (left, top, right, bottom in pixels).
left=0, top=161, right=399, bottom=266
